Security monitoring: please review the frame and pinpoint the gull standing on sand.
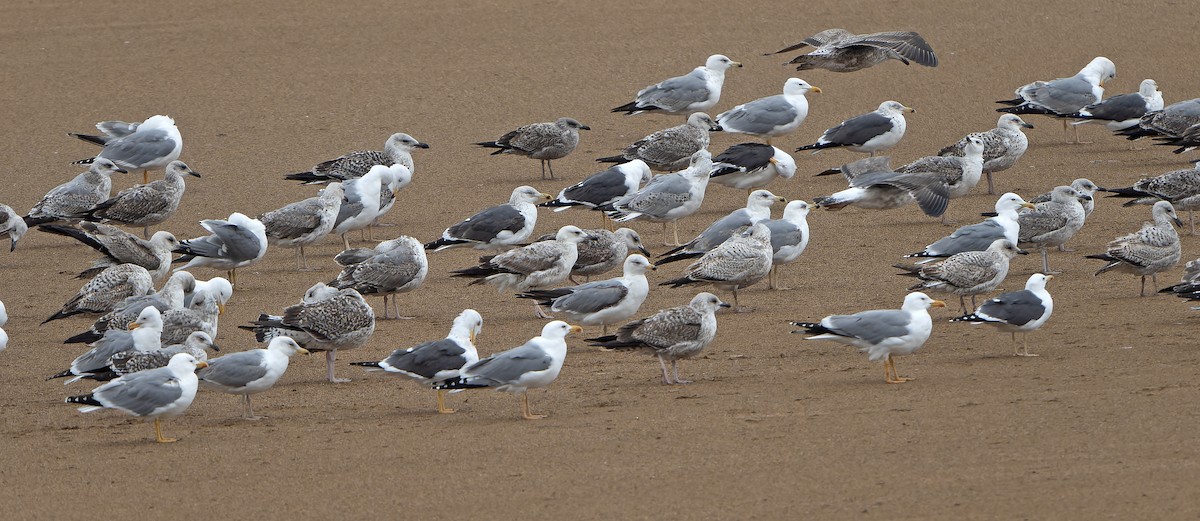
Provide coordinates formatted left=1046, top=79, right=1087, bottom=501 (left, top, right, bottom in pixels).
left=791, top=292, right=945, bottom=384
left=952, top=273, right=1054, bottom=357
left=77, top=160, right=200, bottom=238
left=84, top=331, right=221, bottom=382
left=172, top=212, right=268, bottom=287
left=44, top=264, right=154, bottom=324
left=259, top=183, right=344, bottom=270
left=1016, top=186, right=1089, bottom=273
left=517, top=254, right=654, bottom=334
left=660, top=222, right=775, bottom=311
left=796, top=101, right=913, bottom=157
left=24, top=159, right=127, bottom=227
left=65, top=352, right=206, bottom=443
left=475, top=117, right=590, bottom=180
left=1087, top=201, right=1182, bottom=296
left=939, top=114, right=1034, bottom=195
left=351, top=309, right=482, bottom=414
left=612, top=54, right=742, bottom=115
left=716, top=78, right=821, bottom=145
left=70, top=115, right=182, bottom=184
left=39, top=222, right=178, bottom=283
left=709, top=143, right=797, bottom=193
left=761, top=200, right=811, bottom=290
left=531, top=227, right=651, bottom=281
left=49, top=306, right=164, bottom=382
left=895, top=239, right=1025, bottom=313
left=433, top=321, right=581, bottom=420
left=904, top=193, right=1034, bottom=261
left=1018, top=179, right=1103, bottom=251
left=330, top=236, right=428, bottom=319
left=273, top=288, right=375, bottom=383
left=996, top=57, right=1116, bottom=143
left=766, top=29, right=938, bottom=72
left=597, top=112, right=718, bottom=171
left=0, top=204, right=26, bottom=252
left=451, top=226, right=589, bottom=316
left=656, top=189, right=784, bottom=266
left=239, top=282, right=339, bottom=347
left=1069, top=79, right=1163, bottom=132
left=812, top=156, right=950, bottom=218
left=587, top=292, right=728, bottom=385
left=284, top=132, right=428, bottom=184
left=198, top=336, right=309, bottom=420
left=1102, top=163, right=1200, bottom=235
left=598, top=150, right=714, bottom=246
left=424, top=186, right=550, bottom=251
left=541, top=161, right=653, bottom=222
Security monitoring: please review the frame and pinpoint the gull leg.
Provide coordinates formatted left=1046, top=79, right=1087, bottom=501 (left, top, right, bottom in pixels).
left=1152, top=273, right=1159, bottom=294
left=971, top=295, right=978, bottom=312
left=534, top=301, right=551, bottom=318
left=143, top=226, right=150, bottom=239
left=602, top=324, right=608, bottom=335
left=436, top=389, right=456, bottom=414
left=326, top=350, right=349, bottom=383
left=1140, top=275, right=1146, bottom=297
left=886, top=355, right=913, bottom=383
left=869, top=151, right=876, bottom=158
left=547, top=160, right=556, bottom=180
left=658, top=354, right=674, bottom=384
left=1016, top=333, right=1040, bottom=357
left=521, top=392, right=546, bottom=420
left=958, top=295, right=968, bottom=315
left=154, top=418, right=176, bottom=443
left=243, top=394, right=265, bottom=420
left=341, top=233, right=351, bottom=251
left=390, top=295, right=415, bottom=320
left=143, top=171, right=150, bottom=184
left=672, top=360, right=691, bottom=384
left=672, top=222, right=682, bottom=247
left=381, top=295, right=390, bottom=320
left=228, top=269, right=238, bottom=288
left=765, top=137, right=773, bottom=146
left=1190, top=211, right=1196, bottom=236
left=1057, top=243, right=1075, bottom=253
left=986, top=172, right=995, bottom=195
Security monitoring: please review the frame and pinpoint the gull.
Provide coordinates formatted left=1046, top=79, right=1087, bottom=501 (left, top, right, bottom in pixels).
left=709, top=143, right=797, bottom=193
left=1016, top=186, right=1089, bottom=273
left=82, top=331, right=222, bottom=382
left=597, top=112, right=718, bottom=171
left=895, top=239, right=1025, bottom=313
left=1155, top=123, right=1200, bottom=154
left=656, top=189, right=784, bottom=266
left=812, top=156, right=950, bottom=218
left=432, top=321, right=581, bottom=420
left=996, top=57, right=1116, bottom=143
left=331, top=236, right=428, bottom=319
left=44, top=263, right=153, bottom=324
left=68, top=119, right=140, bottom=143
left=904, top=193, right=1034, bottom=262
left=517, top=254, right=654, bottom=334
left=270, top=287, right=375, bottom=383
left=1101, top=163, right=1200, bottom=235
left=259, top=183, right=344, bottom=270
left=790, top=292, right=945, bottom=384
left=351, top=309, right=482, bottom=414
left=187, top=276, right=233, bottom=309
left=894, top=136, right=985, bottom=222
left=172, top=212, right=268, bottom=287
left=796, top=101, right=913, bottom=157
left=239, top=282, right=339, bottom=347
left=0, top=204, right=26, bottom=252
left=198, top=337, right=310, bottom=420
left=938, top=114, right=1034, bottom=195
left=284, top=132, right=428, bottom=184
left=531, top=227, right=650, bottom=281
left=475, top=117, right=590, bottom=180
left=1158, top=258, right=1200, bottom=302
left=64, top=270, right=196, bottom=345
left=49, top=306, right=163, bottom=383
left=24, top=159, right=127, bottom=227
left=370, top=163, right=414, bottom=236
left=1087, top=201, right=1182, bottom=296
left=331, top=166, right=395, bottom=248
left=766, top=29, right=938, bottom=72
left=39, top=222, right=178, bottom=283
left=612, top=54, right=742, bottom=115
left=1068, top=79, right=1163, bottom=132
left=598, top=150, right=713, bottom=246
left=660, top=222, right=774, bottom=311
left=762, top=200, right=811, bottom=290
left=586, top=292, right=728, bottom=384
left=451, top=226, right=589, bottom=316
left=1116, top=98, right=1200, bottom=141
left=70, top=115, right=182, bottom=183
left=541, top=161, right=652, bottom=227
left=715, top=78, right=821, bottom=145
left=76, top=160, right=200, bottom=238
left=65, top=352, right=207, bottom=443
left=951, top=273, right=1054, bottom=357
left=1018, top=179, right=1103, bottom=250
left=424, top=186, right=550, bottom=251
left=158, top=288, right=222, bottom=346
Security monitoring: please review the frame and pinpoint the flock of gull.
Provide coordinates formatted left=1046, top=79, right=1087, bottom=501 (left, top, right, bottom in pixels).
left=4, top=28, right=1200, bottom=442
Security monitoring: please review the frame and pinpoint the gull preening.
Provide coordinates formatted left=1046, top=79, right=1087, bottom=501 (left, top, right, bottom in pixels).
left=284, top=132, right=428, bottom=184
left=70, top=115, right=183, bottom=184
left=475, top=117, right=590, bottom=180
left=612, top=54, right=742, bottom=116
left=597, top=112, right=718, bottom=171
left=172, top=212, right=268, bottom=287
left=424, top=186, right=550, bottom=251
left=791, top=292, right=945, bottom=384
left=796, top=101, right=913, bottom=157
left=65, top=352, right=206, bottom=443
left=587, top=292, right=729, bottom=385
left=709, top=143, right=797, bottom=192
left=715, top=78, right=821, bottom=145
left=0, top=204, right=26, bottom=252
left=938, top=115, right=1034, bottom=195
left=198, top=336, right=309, bottom=420
left=952, top=274, right=1054, bottom=357
left=1087, top=201, right=1182, bottom=296
left=767, top=29, right=938, bottom=72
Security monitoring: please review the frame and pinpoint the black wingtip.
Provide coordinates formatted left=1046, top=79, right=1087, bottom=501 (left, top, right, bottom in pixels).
left=65, top=393, right=102, bottom=406
left=350, top=361, right=381, bottom=367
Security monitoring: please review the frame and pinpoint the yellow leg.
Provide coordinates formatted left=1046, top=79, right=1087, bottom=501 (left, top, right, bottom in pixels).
left=1015, top=334, right=1039, bottom=357
left=521, top=392, right=546, bottom=420
left=885, top=356, right=913, bottom=384
left=154, top=418, right=177, bottom=443
left=436, top=389, right=456, bottom=414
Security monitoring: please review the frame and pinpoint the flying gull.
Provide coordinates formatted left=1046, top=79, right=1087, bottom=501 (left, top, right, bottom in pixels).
left=715, top=78, right=821, bottom=145
left=24, top=159, right=127, bottom=227
left=517, top=254, right=654, bottom=334
left=330, top=236, right=428, bottom=319
left=587, top=292, right=729, bottom=385
left=791, top=292, right=945, bottom=384
left=656, top=189, right=784, bottom=266
left=351, top=309, right=482, bottom=414
left=895, top=136, right=985, bottom=219
left=65, top=352, right=206, bottom=443
left=660, top=222, right=774, bottom=311
left=766, top=29, right=938, bottom=72
left=433, top=321, right=582, bottom=420
left=938, top=114, right=1034, bottom=195
left=172, top=212, right=267, bottom=287
left=996, top=57, right=1116, bottom=143
left=796, top=101, right=913, bottom=156
left=612, top=54, right=742, bottom=115
left=284, top=132, right=428, bottom=184
left=597, top=112, right=718, bottom=171
left=1087, top=201, right=1182, bottom=296
left=77, top=160, right=200, bottom=238
left=710, top=143, right=797, bottom=193
left=895, top=239, right=1025, bottom=313
left=475, top=117, right=590, bottom=180
left=951, top=273, right=1054, bottom=357
left=198, top=336, right=309, bottom=420
left=424, top=185, right=550, bottom=251
left=70, top=115, right=182, bottom=183
left=812, top=156, right=950, bottom=217
left=598, top=150, right=714, bottom=246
